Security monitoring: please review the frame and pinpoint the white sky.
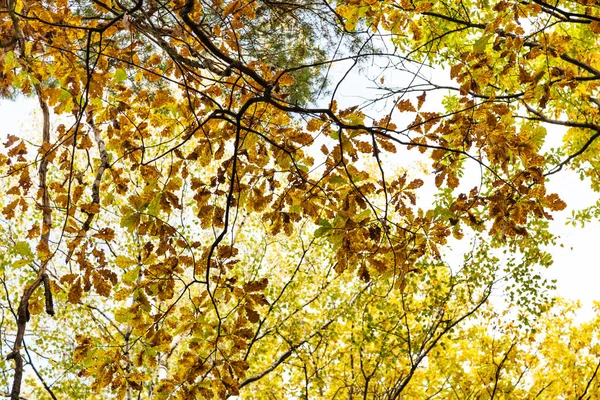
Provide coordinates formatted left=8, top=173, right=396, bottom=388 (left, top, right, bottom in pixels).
left=546, top=172, right=600, bottom=317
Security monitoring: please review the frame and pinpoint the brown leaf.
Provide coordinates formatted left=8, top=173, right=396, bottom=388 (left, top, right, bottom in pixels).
left=397, top=99, right=416, bottom=112
left=81, top=203, right=100, bottom=215
left=68, top=277, right=83, bottom=304
left=93, top=228, right=115, bottom=241
left=243, top=278, right=268, bottom=293
left=417, top=91, right=426, bottom=110
left=245, top=306, right=260, bottom=323
left=3, top=134, right=19, bottom=148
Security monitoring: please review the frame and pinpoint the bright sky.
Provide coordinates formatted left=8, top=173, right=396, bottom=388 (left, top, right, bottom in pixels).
left=546, top=172, right=600, bottom=317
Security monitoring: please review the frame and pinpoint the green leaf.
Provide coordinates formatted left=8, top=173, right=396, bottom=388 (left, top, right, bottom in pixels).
left=12, top=241, right=33, bottom=259
left=314, top=226, right=330, bottom=237
left=59, top=89, right=71, bottom=102
left=530, top=126, right=547, bottom=151
left=120, top=212, right=141, bottom=231
left=473, top=34, right=493, bottom=53
left=330, top=176, right=346, bottom=185
left=115, top=68, right=128, bottom=83
left=317, top=218, right=332, bottom=228
left=123, top=266, right=140, bottom=284
left=12, top=259, right=30, bottom=268
left=4, top=51, right=16, bottom=73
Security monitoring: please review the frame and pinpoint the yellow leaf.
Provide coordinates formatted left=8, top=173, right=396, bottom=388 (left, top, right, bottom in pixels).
left=73, top=335, right=92, bottom=363
left=277, top=73, right=294, bottom=87
left=306, top=118, right=324, bottom=132
left=223, top=0, right=240, bottom=16
left=36, top=240, right=51, bottom=261
left=115, top=256, right=137, bottom=268
left=415, top=2, right=433, bottom=12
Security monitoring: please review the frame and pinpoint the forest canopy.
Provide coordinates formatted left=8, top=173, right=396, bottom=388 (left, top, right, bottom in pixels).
left=1, top=0, right=600, bottom=398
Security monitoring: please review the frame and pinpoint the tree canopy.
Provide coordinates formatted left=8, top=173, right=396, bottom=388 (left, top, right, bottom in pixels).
left=1, top=0, right=600, bottom=398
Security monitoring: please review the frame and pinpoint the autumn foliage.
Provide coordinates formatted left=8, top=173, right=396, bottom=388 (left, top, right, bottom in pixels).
left=1, top=0, right=600, bottom=398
